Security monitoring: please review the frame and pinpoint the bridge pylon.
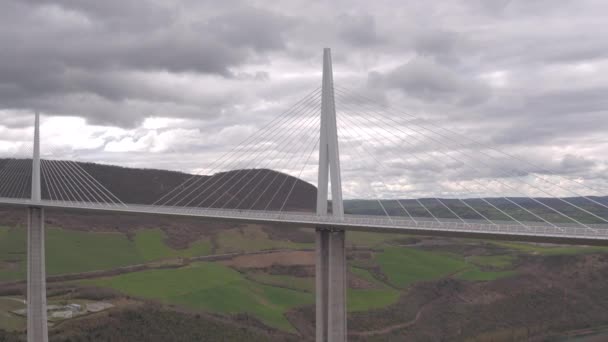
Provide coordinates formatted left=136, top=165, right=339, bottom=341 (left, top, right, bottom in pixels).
left=27, top=112, right=48, bottom=342
left=316, top=48, right=347, bottom=342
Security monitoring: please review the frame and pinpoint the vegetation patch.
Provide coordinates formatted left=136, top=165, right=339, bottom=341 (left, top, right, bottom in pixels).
left=346, top=232, right=408, bottom=248
left=456, top=268, right=517, bottom=281
left=0, top=227, right=27, bottom=281
left=350, top=266, right=387, bottom=288
left=0, top=227, right=10, bottom=239
left=49, top=305, right=293, bottom=342
left=134, top=229, right=211, bottom=261
left=491, top=241, right=608, bottom=256
left=82, top=262, right=313, bottom=332
left=0, top=227, right=214, bottom=281
left=0, top=297, right=25, bottom=331
left=348, top=289, right=401, bottom=312
left=347, top=267, right=400, bottom=312
left=214, top=226, right=312, bottom=253
left=47, top=228, right=144, bottom=275
left=247, top=272, right=314, bottom=293
left=468, top=255, right=516, bottom=269
left=375, top=247, right=468, bottom=288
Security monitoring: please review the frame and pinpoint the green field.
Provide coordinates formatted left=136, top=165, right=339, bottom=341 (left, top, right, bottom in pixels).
left=348, top=289, right=401, bottom=312
left=375, top=246, right=521, bottom=287
left=82, top=261, right=406, bottom=327
left=134, top=229, right=212, bottom=261
left=348, top=267, right=400, bottom=312
left=492, top=241, right=608, bottom=255
left=0, top=226, right=27, bottom=281
left=0, top=297, right=25, bottom=331
left=214, top=227, right=312, bottom=253
left=246, top=272, right=314, bottom=293
left=375, top=247, right=469, bottom=288
left=346, top=231, right=410, bottom=248
left=350, top=266, right=383, bottom=285
left=82, top=262, right=313, bottom=332
left=0, top=227, right=212, bottom=281
left=468, top=254, right=516, bottom=269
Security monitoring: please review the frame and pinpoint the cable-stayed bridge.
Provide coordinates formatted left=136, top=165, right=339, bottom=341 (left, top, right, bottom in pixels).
left=1, top=48, right=608, bottom=341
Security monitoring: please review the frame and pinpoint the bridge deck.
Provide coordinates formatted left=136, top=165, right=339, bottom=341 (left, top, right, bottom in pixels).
left=1, top=197, right=608, bottom=245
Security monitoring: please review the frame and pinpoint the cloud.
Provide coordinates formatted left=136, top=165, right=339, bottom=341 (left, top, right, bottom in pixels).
left=1, top=0, right=607, bottom=201
left=337, top=14, right=384, bottom=47
left=368, top=57, right=491, bottom=106
left=0, top=0, right=297, bottom=127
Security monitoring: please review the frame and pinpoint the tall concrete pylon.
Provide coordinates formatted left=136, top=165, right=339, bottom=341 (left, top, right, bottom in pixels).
left=316, top=48, right=347, bottom=342
left=27, top=112, right=48, bottom=342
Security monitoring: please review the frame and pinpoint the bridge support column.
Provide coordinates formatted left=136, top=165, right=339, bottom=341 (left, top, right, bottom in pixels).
left=27, top=207, right=48, bottom=342
left=328, top=229, right=346, bottom=341
left=315, top=229, right=329, bottom=340
left=316, top=229, right=347, bottom=342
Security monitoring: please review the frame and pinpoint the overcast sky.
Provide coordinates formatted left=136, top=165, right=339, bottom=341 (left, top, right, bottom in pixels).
left=1, top=0, right=607, bottom=199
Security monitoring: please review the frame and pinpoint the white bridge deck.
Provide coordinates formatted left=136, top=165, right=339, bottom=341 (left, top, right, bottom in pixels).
left=2, top=197, right=608, bottom=245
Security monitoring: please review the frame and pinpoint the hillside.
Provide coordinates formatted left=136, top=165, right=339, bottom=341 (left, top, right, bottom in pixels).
left=0, top=158, right=317, bottom=211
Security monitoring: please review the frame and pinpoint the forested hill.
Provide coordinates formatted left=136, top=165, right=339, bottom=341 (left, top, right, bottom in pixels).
left=0, top=158, right=317, bottom=212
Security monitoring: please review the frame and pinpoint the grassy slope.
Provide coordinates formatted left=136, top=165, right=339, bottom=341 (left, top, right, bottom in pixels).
left=375, top=247, right=469, bottom=288
left=214, top=226, right=312, bottom=253
left=376, top=246, right=523, bottom=286
left=346, top=231, right=410, bottom=248
left=135, top=229, right=212, bottom=261
left=0, top=227, right=26, bottom=281
left=348, top=267, right=400, bottom=312
left=83, top=262, right=312, bottom=332
left=492, top=241, right=608, bottom=255
left=51, top=306, right=294, bottom=342
left=456, top=268, right=516, bottom=281
left=0, top=298, right=25, bottom=331
left=0, top=227, right=212, bottom=281
left=468, top=254, right=516, bottom=268
left=47, top=228, right=143, bottom=275
left=247, top=272, right=314, bottom=293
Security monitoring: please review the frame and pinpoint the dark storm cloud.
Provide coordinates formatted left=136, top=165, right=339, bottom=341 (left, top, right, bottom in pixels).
left=0, top=0, right=295, bottom=126
left=337, top=14, right=384, bottom=47
left=368, top=57, right=491, bottom=106
left=1, top=0, right=607, bottom=198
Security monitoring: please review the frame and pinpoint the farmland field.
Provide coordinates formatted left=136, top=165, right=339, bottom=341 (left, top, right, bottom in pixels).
left=375, top=247, right=469, bottom=288
left=82, top=262, right=313, bottom=331
left=0, top=227, right=213, bottom=281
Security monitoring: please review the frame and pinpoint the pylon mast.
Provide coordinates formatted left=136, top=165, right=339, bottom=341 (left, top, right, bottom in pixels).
left=315, top=48, right=347, bottom=342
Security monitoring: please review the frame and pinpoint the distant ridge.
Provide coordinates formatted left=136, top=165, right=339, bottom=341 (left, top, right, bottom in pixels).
left=0, top=158, right=317, bottom=211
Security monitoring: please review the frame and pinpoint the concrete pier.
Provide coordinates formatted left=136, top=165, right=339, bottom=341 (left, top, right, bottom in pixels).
left=316, top=228, right=330, bottom=341
left=27, top=207, right=48, bottom=342
left=316, top=229, right=347, bottom=341
left=328, top=230, right=346, bottom=341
